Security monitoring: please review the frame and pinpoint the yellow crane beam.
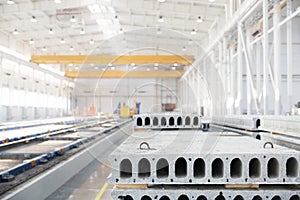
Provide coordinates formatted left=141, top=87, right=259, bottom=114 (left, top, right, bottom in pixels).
left=65, top=70, right=184, bottom=79
left=31, top=55, right=194, bottom=65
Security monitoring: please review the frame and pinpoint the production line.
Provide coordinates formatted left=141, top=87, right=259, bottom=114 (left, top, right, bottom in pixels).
left=0, top=116, right=131, bottom=198
left=0, top=113, right=299, bottom=199
left=109, top=113, right=300, bottom=200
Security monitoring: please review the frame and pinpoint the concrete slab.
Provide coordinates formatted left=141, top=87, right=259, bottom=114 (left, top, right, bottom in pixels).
left=0, top=125, right=72, bottom=141
left=4, top=140, right=74, bottom=154
left=133, top=113, right=203, bottom=129
left=109, top=130, right=300, bottom=185
left=112, top=186, right=300, bottom=200
left=0, top=160, right=23, bottom=172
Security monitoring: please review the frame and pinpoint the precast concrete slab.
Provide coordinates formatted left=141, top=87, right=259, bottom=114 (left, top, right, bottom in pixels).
left=0, top=125, right=72, bottom=141
left=0, top=160, right=23, bottom=172
left=109, top=131, right=300, bottom=185
left=3, top=140, right=74, bottom=154
left=112, top=186, right=300, bottom=200
left=133, top=113, right=206, bottom=130
left=259, top=116, right=300, bottom=139
left=212, top=115, right=260, bottom=131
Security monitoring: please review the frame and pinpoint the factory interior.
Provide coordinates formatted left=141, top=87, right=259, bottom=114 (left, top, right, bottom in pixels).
left=0, top=0, right=300, bottom=199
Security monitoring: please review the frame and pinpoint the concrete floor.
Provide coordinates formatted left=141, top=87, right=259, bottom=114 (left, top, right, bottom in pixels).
left=46, top=123, right=131, bottom=200
left=47, top=159, right=113, bottom=200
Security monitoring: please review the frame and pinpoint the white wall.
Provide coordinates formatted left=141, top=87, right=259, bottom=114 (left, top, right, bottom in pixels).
left=74, top=78, right=178, bottom=114
left=0, top=51, right=74, bottom=122
left=180, top=4, right=300, bottom=116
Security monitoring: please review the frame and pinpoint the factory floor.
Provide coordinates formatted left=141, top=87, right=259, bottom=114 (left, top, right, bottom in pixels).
left=47, top=159, right=113, bottom=200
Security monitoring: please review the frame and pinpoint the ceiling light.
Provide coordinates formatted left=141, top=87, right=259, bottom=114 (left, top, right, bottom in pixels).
left=69, top=46, right=74, bottom=51
left=7, top=0, right=14, bottom=4
left=89, top=39, right=95, bottom=44
left=69, top=64, right=73, bottom=67
left=94, top=66, right=99, bottom=70
left=158, top=0, right=166, bottom=2
left=208, top=0, right=215, bottom=2
left=102, top=68, right=105, bottom=71
left=191, top=29, right=197, bottom=35
left=13, top=29, right=18, bottom=35
left=31, top=16, right=37, bottom=23
left=157, top=28, right=162, bottom=34
left=182, top=46, right=187, bottom=51
left=114, top=15, right=119, bottom=21
left=75, top=66, right=79, bottom=70
left=54, top=0, right=62, bottom=3
left=146, top=68, right=150, bottom=71
left=88, top=4, right=101, bottom=13
left=174, top=63, right=178, bottom=67
left=111, top=66, right=115, bottom=70
left=80, top=28, right=85, bottom=34
left=197, top=16, right=203, bottom=23
left=131, top=63, right=135, bottom=66
left=49, top=28, right=54, bottom=34
left=119, top=28, right=124, bottom=34
left=70, top=16, right=76, bottom=23
left=154, top=66, right=158, bottom=70
left=188, top=39, right=193, bottom=45
left=133, top=66, right=137, bottom=70
left=60, top=38, right=66, bottom=44
left=42, top=46, right=47, bottom=52
left=154, top=63, right=159, bottom=67
left=108, top=63, right=113, bottom=67
left=29, top=39, right=34, bottom=44
left=172, top=66, right=176, bottom=70
left=158, top=15, right=164, bottom=23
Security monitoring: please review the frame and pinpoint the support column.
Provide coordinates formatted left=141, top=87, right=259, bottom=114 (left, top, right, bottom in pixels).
left=230, top=46, right=235, bottom=115
left=273, top=6, right=281, bottom=115
left=287, top=0, right=293, bottom=112
left=203, top=58, right=208, bottom=116
left=222, top=39, right=227, bottom=111
left=256, top=42, right=262, bottom=112
left=237, top=24, right=243, bottom=115
left=263, top=0, right=269, bottom=115
left=0, top=55, right=2, bottom=107
left=229, top=0, right=234, bottom=18
left=246, top=31, right=252, bottom=115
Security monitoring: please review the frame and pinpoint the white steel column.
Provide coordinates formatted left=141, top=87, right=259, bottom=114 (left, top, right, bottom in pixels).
left=287, top=0, right=293, bottom=112
left=263, top=0, right=269, bottom=115
left=229, top=0, right=234, bottom=18
left=256, top=42, right=262, bottom=111
left=273, top=6, right=281, bottom=115
left=223, top=38, right=227, bottom=110
left=0, top=55, right=2, bottom=107
left=237, top=24, right=243, bottom=115
left=230, top=46, right=235, bottom=115
left=191, top=69, right=198, bottom=113
left=197, top=68, right=201, bottom=114
left=238, top=25, right=259, bottom=114
left=218, top=41, right=223, bottom=86
left=246, top=30, right=252, bottom=115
